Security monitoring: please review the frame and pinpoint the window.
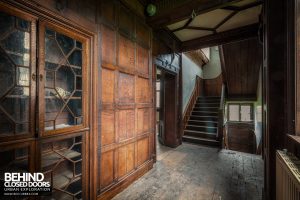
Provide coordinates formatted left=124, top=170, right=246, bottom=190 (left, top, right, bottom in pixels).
left=228, top=103, right=253, bottom=122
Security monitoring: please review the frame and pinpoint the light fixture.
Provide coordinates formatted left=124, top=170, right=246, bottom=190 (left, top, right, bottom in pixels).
left=146, top=4, right=157, bottom=17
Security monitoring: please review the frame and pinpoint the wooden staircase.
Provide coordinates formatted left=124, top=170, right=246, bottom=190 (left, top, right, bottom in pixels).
left=183, top=96, right=221, bottom=147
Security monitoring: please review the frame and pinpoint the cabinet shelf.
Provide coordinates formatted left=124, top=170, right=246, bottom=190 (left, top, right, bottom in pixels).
left=53, top=167, right=82, bottom=189
left=42, top=149, right=81, bottom=168
left=45, top=96, right=81, bottom=100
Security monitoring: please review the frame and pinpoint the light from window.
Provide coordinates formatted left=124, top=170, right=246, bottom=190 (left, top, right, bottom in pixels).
left=241, top=105, right=251, bottom=121
left=229, top=105, right=239, bottom=121
left=228, top=104, right=253, bottom=122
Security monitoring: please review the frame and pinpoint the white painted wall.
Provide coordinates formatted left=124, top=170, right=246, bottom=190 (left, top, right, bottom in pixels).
left=202, top=47, right=222, bottom=79
left=182, top=54, right=203, bottom=113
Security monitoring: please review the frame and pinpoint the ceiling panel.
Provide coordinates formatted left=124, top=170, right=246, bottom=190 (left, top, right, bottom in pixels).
left=165, top=0, right=262, bottom=43
left=167, top=19, right=189, bottom=31
left=217, top=6, right=261, bottom=32
left=189, top=9, right=233, bottom=28
left=174, top=29, right=212, bottom=41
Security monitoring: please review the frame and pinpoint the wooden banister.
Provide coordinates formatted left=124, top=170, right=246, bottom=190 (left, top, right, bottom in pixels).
left=182, top=76, right=204, bottom=135
left=217, top=83, right=226, bottom=147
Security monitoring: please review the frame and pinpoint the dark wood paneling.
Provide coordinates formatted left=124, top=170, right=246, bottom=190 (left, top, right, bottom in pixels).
left=101, top=25, right=116, bottom=65
left=204, top=74, right=223, bottom=96
left=98, top=1, right=155, bottom=199
left=225, top=122, right=256, bottom=154
left=222, top=37, right=262, bottom=99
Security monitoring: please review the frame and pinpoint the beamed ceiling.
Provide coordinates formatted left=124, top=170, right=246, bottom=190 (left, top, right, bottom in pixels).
left=167, top=0, right=262, bottom=42
left=147, top=0, right=262, bottom=52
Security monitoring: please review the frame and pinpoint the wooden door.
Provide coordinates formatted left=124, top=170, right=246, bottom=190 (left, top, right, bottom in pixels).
left=164, top=72, right=178, bottom=147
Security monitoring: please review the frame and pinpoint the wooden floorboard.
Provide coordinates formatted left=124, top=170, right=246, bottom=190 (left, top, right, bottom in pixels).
left=113, top=142, right=263, bottom=200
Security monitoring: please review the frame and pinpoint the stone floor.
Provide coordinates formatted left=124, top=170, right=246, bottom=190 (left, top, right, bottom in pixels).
left=113, top=141, right=264, bottom=200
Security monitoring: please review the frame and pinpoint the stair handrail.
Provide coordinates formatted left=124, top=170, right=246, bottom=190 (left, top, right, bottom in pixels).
left=217, top=83, right=226, bottom=147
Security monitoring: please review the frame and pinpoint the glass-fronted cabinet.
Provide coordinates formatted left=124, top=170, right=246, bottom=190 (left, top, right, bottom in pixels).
left=0, top=3, right=90, bottom=200
left=39, top=22, right=88, bottom=136
left=0, top=7, right=36, bottom=142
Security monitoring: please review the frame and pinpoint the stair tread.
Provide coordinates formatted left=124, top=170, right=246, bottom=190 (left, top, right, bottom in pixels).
left=190, top=115, right=218, bottom=117
left=182, top=135, right=218, bottom=142
left=196, top=102, right=220, bottom=105
left=186, top=125, right=217, bottom=129
left=192, top=111, right=218, bottom=113
left=184, top=129, right=217, bottom=135
left=188, top=119, right=218, bottom=124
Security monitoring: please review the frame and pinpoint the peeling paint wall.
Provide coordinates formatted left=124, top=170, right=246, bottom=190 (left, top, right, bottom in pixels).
left=182, top=54, right=203, bottom=113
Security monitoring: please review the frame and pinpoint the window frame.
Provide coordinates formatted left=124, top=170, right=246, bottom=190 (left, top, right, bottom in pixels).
left=227, top=103, right=254, bottom=122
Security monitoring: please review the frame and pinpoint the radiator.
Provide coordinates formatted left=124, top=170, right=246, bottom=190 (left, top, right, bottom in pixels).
left=276, top=150, right=300, bottom=200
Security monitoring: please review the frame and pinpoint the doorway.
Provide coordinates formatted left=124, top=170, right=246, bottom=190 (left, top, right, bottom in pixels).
left=156, top=67, right=178, bottom=147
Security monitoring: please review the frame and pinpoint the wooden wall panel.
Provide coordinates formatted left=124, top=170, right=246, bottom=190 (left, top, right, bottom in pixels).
left=117, top=109, right=135, bottom=141
left=102, top=68, right=115, bottom=103
left=137, top=108, right=150, bottom=135
left=137, top=137, right=149, bottom=166
left=100, top=150, right=115, bottom=189
left=118, top=5, right=135, bottom=38
left=117, top=73, right=134, bottom=103
left=204, top=74, right=223, bottom=96
left=101, top=111, right=115, bottom=146
left=98, top=1, right=154, bottom=198
left=225, top=122, right=256, bottom=154
left=136, top=77, right=150, bottom=103
left=137, top=45, right=149, bottom=77
left=136, top=20, right=150, bottom=48
left=100, top=0, right=116, bottom=26
left=102, top=26, right=116, bottom=65
left=118, top=35, right=135, bottom=72
left=118, top=142, right=135, bottom=178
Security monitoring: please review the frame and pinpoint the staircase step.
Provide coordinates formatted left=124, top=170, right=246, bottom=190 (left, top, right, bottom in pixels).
left=193, top=107, right=219, bottom=112
left=197, top=100, right=220, bottom=104
left=184, top=129, right=217, bottom=139
left=195, top=103, right=220, bottom=107
left=198, top=96, right=220, bottom=99
left=186, top=125, right=217, bottom=133
left=188, top=120, right=218, bottom=127
left=189, top=115, right=218, bottom=121
left=191, top=111, right=218, bottom=116
left=182, top=135, right=219, bottom=147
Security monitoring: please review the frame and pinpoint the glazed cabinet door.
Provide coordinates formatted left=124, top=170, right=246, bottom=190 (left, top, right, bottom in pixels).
left=0, top=3, right=37, bottom=142
left=38, top=21, right=89, bottom=136
left=38, top=132, right=88, bottom=200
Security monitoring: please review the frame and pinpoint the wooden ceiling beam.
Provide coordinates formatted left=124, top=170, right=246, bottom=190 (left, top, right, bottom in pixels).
left=226, top=95, right=257, bottom=101
left=181, top=23, right=259, bottom=52
left=147, top=0, right=242, bottom=29
left=221, top=0, right=263, bottom=11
